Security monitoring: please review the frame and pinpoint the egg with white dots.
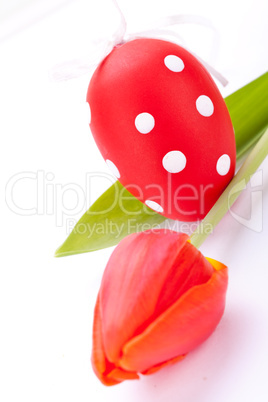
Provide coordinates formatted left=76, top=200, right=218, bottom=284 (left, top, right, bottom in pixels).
left=87, top=38, right=236, bottom=221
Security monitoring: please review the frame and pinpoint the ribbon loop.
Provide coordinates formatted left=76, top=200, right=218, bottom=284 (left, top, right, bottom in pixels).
left=49, top=0, right=228, bottom=87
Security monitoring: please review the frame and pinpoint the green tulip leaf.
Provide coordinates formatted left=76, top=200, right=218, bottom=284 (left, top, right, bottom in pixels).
left=225, top=72, right=268, bottom=161
left=55, top=181, right=166, bottom=257
left=55, top=72, right=268, bottom=257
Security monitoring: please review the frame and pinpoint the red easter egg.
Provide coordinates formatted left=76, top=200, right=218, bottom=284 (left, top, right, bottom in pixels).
left=86, top=38, right=236, bottom=221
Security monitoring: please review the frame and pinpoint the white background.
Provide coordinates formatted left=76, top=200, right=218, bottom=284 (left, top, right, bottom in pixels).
left=1, top=0, right=268, bottom=401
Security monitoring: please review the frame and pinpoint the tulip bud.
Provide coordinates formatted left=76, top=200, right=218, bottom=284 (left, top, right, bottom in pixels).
left=91, top=229, right=228, bottom=386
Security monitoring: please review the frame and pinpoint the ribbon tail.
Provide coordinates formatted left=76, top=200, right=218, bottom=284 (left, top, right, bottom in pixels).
left=130, top=14, right=228, bottom=87
left=49, top=0, right=127, bottom=82
left=194, top=54, right=229, bottom=87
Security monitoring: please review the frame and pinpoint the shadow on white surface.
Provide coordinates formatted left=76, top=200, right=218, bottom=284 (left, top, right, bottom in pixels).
left=133, top=305, right=251, bottom=402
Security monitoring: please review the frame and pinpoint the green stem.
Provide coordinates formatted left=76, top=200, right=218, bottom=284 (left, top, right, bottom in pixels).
left=190, top=128, right=268, bottom=249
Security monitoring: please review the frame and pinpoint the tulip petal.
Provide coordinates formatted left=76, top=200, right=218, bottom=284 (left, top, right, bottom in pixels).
left=91, top=296, right=121, bottom=386
left=107, top=368, right=139, bottom=381
left=99, top=230, right=190, bottom=363
left=119, top=262, right=228, bottom=373
left=153, top=241, right=214, bottom=316
left=141, top=354, right=186, bottom=375
left=206, top=257, right=225, bottom=271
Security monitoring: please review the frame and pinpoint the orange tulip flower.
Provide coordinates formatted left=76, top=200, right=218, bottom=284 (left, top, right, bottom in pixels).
left=92, top=229, right=228, bottom=386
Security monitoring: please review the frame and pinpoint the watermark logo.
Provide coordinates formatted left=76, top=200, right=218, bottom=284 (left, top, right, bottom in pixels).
left=228, top=170, right=263, bottom=232
left=5, top=170, right=116, bottom=227
left=5, top=169, right=264, bottom=234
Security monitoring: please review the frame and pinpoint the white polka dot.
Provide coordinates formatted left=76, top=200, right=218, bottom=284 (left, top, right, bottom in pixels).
left=86, top=102, right=91, bottom=124
left=162, top=151, right=187, bottom=173
left=145, top=200, right=164, bottom=213
left=216, top=154, right=231, bottom=176
left=164, top=55, right=184, bottom=72
left=106, top=159, right=120, bottom=178
left=196, top=95, right=214, bottom=117
left=135, top=113, right=155, bottom=134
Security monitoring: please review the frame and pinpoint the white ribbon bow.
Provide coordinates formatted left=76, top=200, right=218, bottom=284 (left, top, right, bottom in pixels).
left=49, top=0, right=228, bottom=87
